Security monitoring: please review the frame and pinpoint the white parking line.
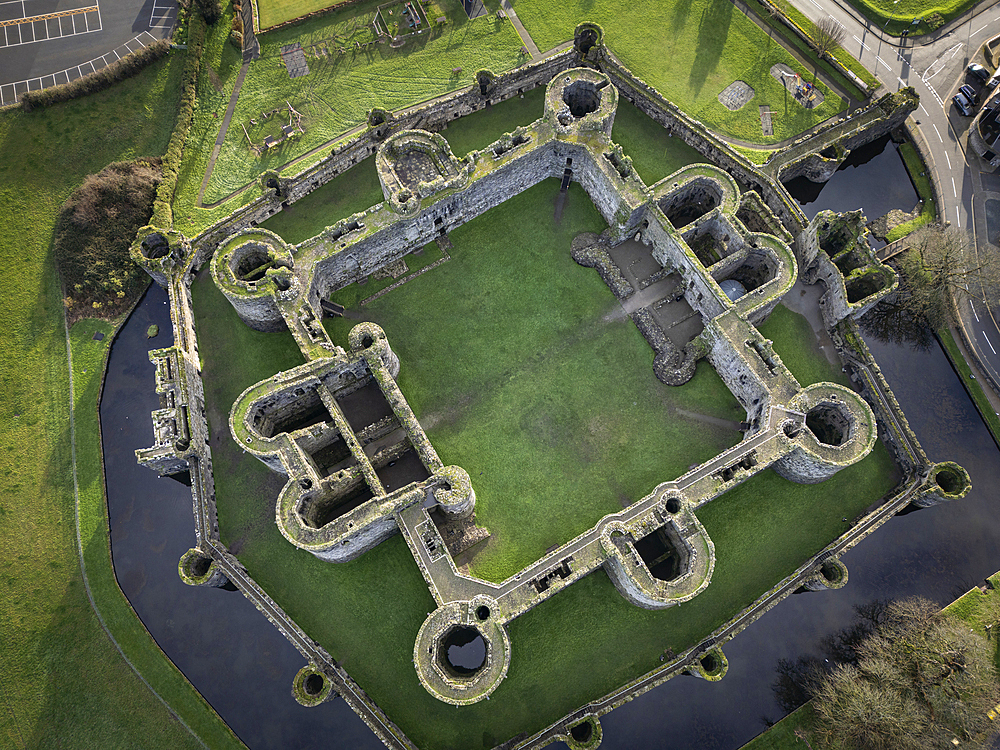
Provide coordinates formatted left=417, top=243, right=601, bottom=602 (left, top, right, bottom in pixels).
left=972, top=301, right=980, bottom=322
left=984, top=332, right=997, bottom=355
left=0, top=31, right=156, bottom=105
left=933, top=123, right=943, bottom=142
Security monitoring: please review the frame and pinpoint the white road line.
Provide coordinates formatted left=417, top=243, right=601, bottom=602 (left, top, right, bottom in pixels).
left=933, top=123, right=943, bottom=142
left=920, top=102, right=928, bottom=114
left=956, top=206, right=962, bottom=227
left=952, top=176, right=958, bottom=197
left=984, top=332, right=997, bottom=355
left=853, top=35, right=872, bottom=53
left=973, top=23, right=990, bottom=35
left=898, top=76, right=907, bottom=88
left=945, top=151, right=951, bottom=169
left=877, top=55, right=891, bottom=71
left=972, top=301, right=980, bottom=322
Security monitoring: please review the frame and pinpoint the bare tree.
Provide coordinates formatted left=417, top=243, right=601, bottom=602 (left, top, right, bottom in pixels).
left=897, top=224, right=1000, bottom=330
left=813, top=16, right=847, bottom=57
left=812, top=598, right=1000, bottom=750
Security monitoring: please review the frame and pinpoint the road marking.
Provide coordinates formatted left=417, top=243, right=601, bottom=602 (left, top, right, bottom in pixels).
left=876, top=55, right=891, bottom=71
left=920, top=102, right=928, bottom=114
left=956, top=206, right=961, bottom=227
left=952, top=176, right=958, bottom=197
left=945, top=151, right=951, bottom=169
left=853, top=35, right=872, bottom=53
left=974, top=23, right=991, bottom=35
left=972, top=301, right=980, bottom=322
left=898, top=76, right=907, bottom=88
left=923, top=43, right=962, bottom=82
left=985, top=332, right=997, bottom=355
left=933, top=123, right=943, bottom=142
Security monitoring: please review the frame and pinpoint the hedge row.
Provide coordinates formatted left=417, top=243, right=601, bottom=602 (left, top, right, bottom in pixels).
left=152, top=11, right=207, bottom=227
left=20, top=40, right=170, bottom=111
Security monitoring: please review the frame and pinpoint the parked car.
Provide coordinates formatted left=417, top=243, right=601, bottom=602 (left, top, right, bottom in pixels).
left=960, top=84, right=979, bottom=105
left=968, top=63, right=991, bottom=83
left=953, top=90, right=974, bottom=116
left=988, top=72, right=1000, bottom=92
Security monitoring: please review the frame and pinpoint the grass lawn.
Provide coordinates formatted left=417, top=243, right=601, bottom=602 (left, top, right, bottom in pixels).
left=261, top=156, right=386, bottom=243
left=258, top=0, right=341, bottom=29
left=327, top=180, right=746, bottom=581
left=0, top=53, right=238, bottom=749
left=838, top=0, right=977, bottom=35
left=937, top=329, right=1000, bottom=449
left=197, top=174, right=898, bottom=748
left=511, top=0, right=848, bottom=143
left=758, top=303, right=851, bottom=388
left=187, top=0, right=524, bottom=210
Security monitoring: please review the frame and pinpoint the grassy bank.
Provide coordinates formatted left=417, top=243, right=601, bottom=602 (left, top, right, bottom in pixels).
left=839, top=0, right=977, bottom=36
left=886, top=141, right=936, bottom=242
left=197, top=177, right=898, bottom=748
left=0, top=51, right=236, bottom=749
left=937, top=328, right=1000, bottom=448
left=739, top=571, right=1000, bottom=749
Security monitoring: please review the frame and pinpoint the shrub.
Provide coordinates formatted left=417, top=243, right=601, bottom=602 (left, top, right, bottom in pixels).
left=195, top=0, right=222, bottom=24
left=20, top=40, right=170, bottom=111
left=55, top=160, right=162, bottom=320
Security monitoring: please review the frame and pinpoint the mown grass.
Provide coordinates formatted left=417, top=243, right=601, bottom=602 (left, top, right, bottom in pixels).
left=260, top=156, right=386, bottom=243
left=197, top=175, right=898, bottom=748
left=0, top=52, right=238, bottom=749
left=191, top=0, right=524, bottom=206
left=840, top=0, right=977, bottom=35
left=610, top=98, right=708, bottom=185
left=759, top=304, right=851, bottom=388
left=738, top=703, right=817, bottom=749
left=746, top=0, right=879, bottom=94
left=886, top=142, right=936, bottom=242
left=511, top=0, right=848, bottom=143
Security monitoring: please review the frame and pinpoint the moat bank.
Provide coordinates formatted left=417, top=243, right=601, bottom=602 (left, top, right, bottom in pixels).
left=100, top=283, right=383, bottom=750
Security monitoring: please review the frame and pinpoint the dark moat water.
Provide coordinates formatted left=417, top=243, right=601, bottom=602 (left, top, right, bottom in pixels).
left=784, top=134, right=919, bottom=225
left=101, top=284, right=383, bottom=750
left=104, top=156, right=998, bottom=750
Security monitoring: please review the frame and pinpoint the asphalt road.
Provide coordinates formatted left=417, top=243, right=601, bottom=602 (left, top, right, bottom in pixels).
left=786, top=0, right=1000, bottom=387
left=0, top=0, right=175, bottom=104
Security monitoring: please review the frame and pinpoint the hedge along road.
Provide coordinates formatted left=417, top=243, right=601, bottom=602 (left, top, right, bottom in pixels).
left=0, top=0, right=174, bottom=105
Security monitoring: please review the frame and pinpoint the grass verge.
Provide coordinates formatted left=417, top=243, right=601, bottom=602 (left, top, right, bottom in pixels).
left=886, top=141, right=936, bottom=242
left=0, top=51, right=234, bottom=749
left=197, top=177, right=898, bottom=748
left=838, top=0, right=977, bottom=36
left=936, top=327, right=1000, bottom=448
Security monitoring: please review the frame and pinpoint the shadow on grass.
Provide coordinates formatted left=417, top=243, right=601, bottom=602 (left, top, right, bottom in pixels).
left=690, top=0, right=733, bottom=96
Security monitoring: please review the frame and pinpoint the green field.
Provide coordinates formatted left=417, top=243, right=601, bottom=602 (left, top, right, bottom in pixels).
left=511, top=0, right=848, bottom=142
left=197, top=174, right=899, bottom=747
left=173, top=0, right=857, bottom=236
left=0, top=53, right=240, bottom=750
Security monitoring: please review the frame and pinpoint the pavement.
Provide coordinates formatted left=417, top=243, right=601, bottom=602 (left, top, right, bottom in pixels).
left=0, top=0, right=175, bottom=105
left=783, top=0, right=1000, bottom=403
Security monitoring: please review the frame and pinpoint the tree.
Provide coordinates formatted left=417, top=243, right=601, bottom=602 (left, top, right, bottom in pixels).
left=861, top=225, right=1000, bottom=348
left=813, top=16, right=847, bottom=57
left=811, top=598, right=1000, bottom=750
left=897, top=224, right=1000, bottom=330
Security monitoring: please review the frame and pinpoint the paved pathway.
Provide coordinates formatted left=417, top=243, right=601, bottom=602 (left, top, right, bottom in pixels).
left=500, top=0, right=540, bottom=59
